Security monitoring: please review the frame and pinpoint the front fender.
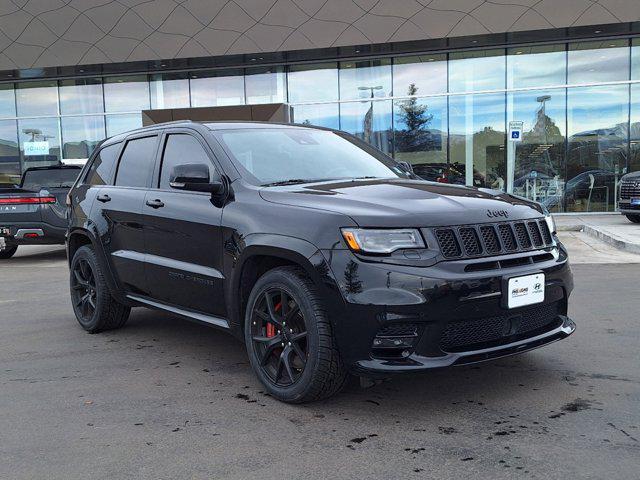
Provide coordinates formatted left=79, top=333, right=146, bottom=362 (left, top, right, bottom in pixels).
left=224, top=233, right=345, bottom=337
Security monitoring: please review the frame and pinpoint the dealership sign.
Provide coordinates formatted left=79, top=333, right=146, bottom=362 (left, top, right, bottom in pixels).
left=508, top=121, right=523, bottom=142
left=24, top=141, right=49, bottom=156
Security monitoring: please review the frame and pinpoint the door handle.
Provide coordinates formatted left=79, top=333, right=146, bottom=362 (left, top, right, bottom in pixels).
left=96, top=194, right=111, bottom=203
left=145, top=199, right=164, bottom=209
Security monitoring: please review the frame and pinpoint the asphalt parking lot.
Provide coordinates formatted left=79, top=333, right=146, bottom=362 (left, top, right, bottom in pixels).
left=1, top=245, right=639, bottom=480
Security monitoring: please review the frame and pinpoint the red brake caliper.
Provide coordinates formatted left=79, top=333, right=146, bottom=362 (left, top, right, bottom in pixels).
left=266, top=302, right=281, bottom=338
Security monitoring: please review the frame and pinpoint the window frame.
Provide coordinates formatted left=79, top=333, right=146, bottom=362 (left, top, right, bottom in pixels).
left=82, top=141, right=123, bottom=186
left=113, top=133, right=160, bottom=189
left=152, top=128, right=222, bottom=193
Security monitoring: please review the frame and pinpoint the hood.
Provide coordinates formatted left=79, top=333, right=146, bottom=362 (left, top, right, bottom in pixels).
left=622, top=171, right=640, bottom=181
left=259, top=178, right=545, bottom=228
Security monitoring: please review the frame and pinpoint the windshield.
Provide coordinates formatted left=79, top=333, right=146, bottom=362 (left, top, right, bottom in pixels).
left=214, top=128, right=409, bottom=185
left=21, top=168, right=81, bottom=189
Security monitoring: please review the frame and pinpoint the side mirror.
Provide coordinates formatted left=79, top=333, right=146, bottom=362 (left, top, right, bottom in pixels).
left=169, top=163, right=224, bottom=194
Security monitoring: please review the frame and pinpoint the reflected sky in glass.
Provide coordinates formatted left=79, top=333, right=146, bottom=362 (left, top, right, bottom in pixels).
left=0, top=84, right=15, bottom=118
left=61, top=115, right=105, bottom=159
left=60, top=78, right=103, bottom=115
left=18, top=117, right=61, bottom=164
left=288, top=63, right=338, bottom=103
left=567, top=85, right=629, bottom=135
left=16, top=81, right=58, bottom=117
left=393, top=54, right=447, bottom=96
left=568, top=40, right=629, bottom=84
left=150, top=73, right=190, bottom=109
left=507, top=88, right=566, bottom=135
left=339, top=59, right=392, bottom=101
left=106, top=114, right=142, bottom=137
left=449, top=50, right=505, bottom=92
left=449, top=92, right=506, bottom=135
left=507, top=45, right=565, bottom=89
left=632, top=39, right=639, bottom=80
left=340, top=100, right=392, bottom=154
left=104, top=75, right=150, bottom=112
left=292, top=103, right=339, bottom=129
left=190, top=69, right=245, bottom=107
left=246, top=66, right=286, bottom=104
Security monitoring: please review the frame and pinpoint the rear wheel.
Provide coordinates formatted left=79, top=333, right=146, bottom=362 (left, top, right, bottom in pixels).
left=70, top=245, right=130, bottom=333
left=245, top=266, right=347, bottom=403
left=0, top=245, right=17, bottom=259
left=625, top=214, right=640, bottom=224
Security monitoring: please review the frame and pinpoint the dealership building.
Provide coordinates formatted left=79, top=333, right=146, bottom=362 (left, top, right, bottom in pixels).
left=0, top=0, right=638, bottom=213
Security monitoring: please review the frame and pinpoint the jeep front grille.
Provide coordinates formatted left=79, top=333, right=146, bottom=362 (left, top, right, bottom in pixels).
left=620, top=181, right=640, bottom=200
left=433, top=219, right=554, bottom=259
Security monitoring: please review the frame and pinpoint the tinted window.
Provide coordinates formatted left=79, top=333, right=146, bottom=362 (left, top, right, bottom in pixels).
left=85, top=143, right=121, bottom=186
left=115, top=136, right=157, bottom=188
left=22, top=168, right=81, bottom=189
left=160, top=134, right=212, bottom=189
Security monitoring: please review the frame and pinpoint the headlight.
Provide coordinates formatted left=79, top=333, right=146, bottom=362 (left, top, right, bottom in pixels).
left=341, top=228, right=425, bottom=254
left=545, top=214, right=556, bottom=235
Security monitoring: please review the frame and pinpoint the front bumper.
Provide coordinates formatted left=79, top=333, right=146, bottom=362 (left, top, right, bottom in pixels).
left=319, top=244, right=575, bottom=376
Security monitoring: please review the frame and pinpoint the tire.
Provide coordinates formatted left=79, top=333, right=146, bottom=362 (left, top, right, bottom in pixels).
left=244, top=266, right=347, bottom=403
left=625, top=214, right=640, bottom=224
left=0, top=245, right=17, bottom=259
left=70, top=245, right=130, bottom=333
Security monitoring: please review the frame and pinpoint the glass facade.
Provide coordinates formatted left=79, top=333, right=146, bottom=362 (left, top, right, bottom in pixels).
left=0, top=37, right=639, bottom=212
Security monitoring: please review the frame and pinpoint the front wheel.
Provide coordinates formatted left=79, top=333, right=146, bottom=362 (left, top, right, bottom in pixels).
left=70, top=245, right=130, bottom=333
left=245, top=266, right=347, bottom=403
left=625, top=214, right=640, bottom=224
left=0, top=245, right=17, bottom=259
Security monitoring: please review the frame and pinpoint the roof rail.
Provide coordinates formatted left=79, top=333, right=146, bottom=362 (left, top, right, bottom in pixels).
left=145, top=119, right=194, bottom=127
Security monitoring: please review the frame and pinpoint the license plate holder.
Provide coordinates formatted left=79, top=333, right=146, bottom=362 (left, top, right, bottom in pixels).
left=631, top=198, right=640, bottom=206
left=0, top=226, right=10, bottom=236
left=503, top=273, right=545, bottom=309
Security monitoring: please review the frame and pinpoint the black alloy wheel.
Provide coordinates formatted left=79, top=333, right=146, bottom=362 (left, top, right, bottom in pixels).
left=71, top=257, right=98, bottom=322
left=250, top=287, right=308, bottom=387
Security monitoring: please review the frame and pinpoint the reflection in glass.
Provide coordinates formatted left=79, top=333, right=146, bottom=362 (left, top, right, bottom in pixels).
left=16, top=81, right=58, bottom=117
left=246, top=66, right=286, bottom=104
left=287, top=63, right=338, bottom=103
left=104, top=75, right=150, bottom=112
left=629, top=84, right=639, bottom=175
left=18, top=117, right=61, bottom=167
left=339, top=59, right=392, bottom=101
left=61, top=115, right=105, bottom=159
left=106, top=114, right=142, bottom=137
left=0, top=120, right=20, bottom=184
left=150, top=73, right=190, bottom=109
left=567, top=85, right=628, bottom=212
left=449, top=49, right=505, bottom=93
left=190, top=69, right=244, bottom=107
left=507, top=45, right=565, bottom=89
left=340, top=100, right=392, bottom=155
left=449, top=93, right=506, bottom=188
left=292, top=103, right=339, bottom=129
left=0, top=84, right=15, bottom=119
left=59, top=78, right=103, bottom=114
left=633, top=38, right=640, bottom=80
left=393, top=54, right=447, bottom=96
left=393, top=95, right=447, bottom=177
left=568, top=40, right=629, bottom=84
left=508, top=89, right=566, bottom=212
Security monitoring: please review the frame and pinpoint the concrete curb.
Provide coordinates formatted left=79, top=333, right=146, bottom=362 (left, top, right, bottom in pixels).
left=557, top=222, right=640, bottom=255
left=581, top=224, right=640, bottom=255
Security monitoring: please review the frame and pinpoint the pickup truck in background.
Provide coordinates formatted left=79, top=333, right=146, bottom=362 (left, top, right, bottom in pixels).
left=0, top=164, right=81, bottom=259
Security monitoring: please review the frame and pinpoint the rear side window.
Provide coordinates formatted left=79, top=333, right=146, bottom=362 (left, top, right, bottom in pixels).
left=159, top=134, right=213, bottom=189
left=84, top=143, right=120, bottom=186
left=115, top=136, right=157, bottom=188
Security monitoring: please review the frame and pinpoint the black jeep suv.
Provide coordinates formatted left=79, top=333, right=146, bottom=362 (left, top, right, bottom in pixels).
left=66, top=121, right=575, bottom=403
